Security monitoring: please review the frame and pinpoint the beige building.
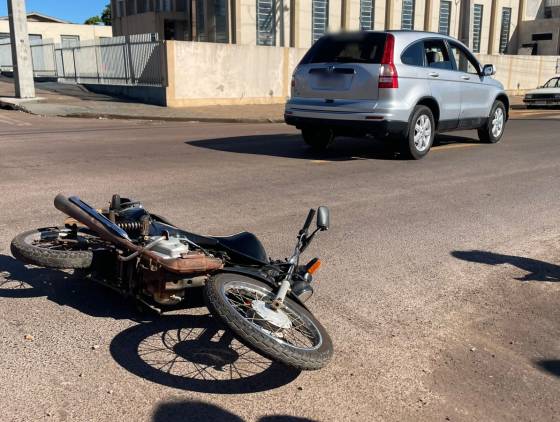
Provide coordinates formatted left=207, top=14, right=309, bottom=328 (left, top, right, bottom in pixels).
left=111, top=0, right=560, bottom=55
left=0, top=12, right=112, bottom=45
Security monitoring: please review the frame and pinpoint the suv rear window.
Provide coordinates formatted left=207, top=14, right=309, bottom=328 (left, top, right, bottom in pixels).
left=300, top=33, right=388, bottom=64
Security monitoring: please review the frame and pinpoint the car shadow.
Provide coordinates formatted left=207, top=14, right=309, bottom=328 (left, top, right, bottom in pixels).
left=152, top=400, right=315, bottom=422
left=110, top=314, right=301, bottom=394
left=536, top=360, right=560, bottom=377
left=187, top=132, right=480, bottom=162
left=451, top=250, right=560, bottom=282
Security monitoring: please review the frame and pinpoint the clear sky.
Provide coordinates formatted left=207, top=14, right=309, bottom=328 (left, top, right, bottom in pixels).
left=0, top=0, right=109, bottom=24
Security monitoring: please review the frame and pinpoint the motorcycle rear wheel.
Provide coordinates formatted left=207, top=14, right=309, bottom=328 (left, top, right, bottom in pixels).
left=10, top=228, right=95, bottom=269
left=204, top=273, right=333, bottom=370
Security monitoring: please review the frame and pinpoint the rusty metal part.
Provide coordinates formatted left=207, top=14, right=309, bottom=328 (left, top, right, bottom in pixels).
left=54, top=194, right=223, bottom=275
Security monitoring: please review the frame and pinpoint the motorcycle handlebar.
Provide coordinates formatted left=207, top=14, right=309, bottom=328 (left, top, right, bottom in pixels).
left=301, top=209, right=316, bottom=234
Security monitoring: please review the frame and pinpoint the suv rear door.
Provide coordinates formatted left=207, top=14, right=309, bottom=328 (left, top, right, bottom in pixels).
left=419, top=38, right=461, bottom=129
left=292, top=32, right=387, bottom=106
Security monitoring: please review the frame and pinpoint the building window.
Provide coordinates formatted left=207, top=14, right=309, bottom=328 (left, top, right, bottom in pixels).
left=401, top=0, right=415, bottom=30
left=156, top=0, right=172, bottom=11
left=116, top=0, right=125, bottom=18
left=176, top=0, right=187, bottom=12
left=61, top=35, right=80, bottom=48
left=359, top=0, right=375, bottom=30
left=438, top=1, right=451, bottom=35
left=214, top=0, right=229, bottom=43
left=499, top=7, right=511, bottom=54
left=472, top=4, right=483, bottom=53
left=126, top=0, right=136, bottom=15
left=257, top=0, right=276, bottom=46
left=312, top=0, right=329, bottom=43
left=137, top=0, right=153, bottom=13
left=196, top=0, right=206, bottom=41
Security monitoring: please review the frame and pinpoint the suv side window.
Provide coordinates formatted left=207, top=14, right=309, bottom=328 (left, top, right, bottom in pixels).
left=448, top=42, right=481, bottom=75
left=423, top=39, right=453, bottom=70
left=401, top=41, right=425, bottom=67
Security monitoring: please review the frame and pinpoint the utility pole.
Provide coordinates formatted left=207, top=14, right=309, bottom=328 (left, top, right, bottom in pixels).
left=8, top=0, right=35, bottom=98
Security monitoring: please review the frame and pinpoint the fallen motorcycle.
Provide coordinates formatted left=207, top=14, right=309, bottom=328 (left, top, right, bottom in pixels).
left=10, top=194, right=333, bottom=370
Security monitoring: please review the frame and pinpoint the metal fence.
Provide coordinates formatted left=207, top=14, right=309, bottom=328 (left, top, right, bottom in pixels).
left=0, top=33, right=166, bottom=87
left=56, top=33, right=166, bottom=86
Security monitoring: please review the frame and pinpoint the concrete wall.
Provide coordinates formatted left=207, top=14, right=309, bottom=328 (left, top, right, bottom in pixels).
left=477, top=53, right=560, bottom=93
left=0, top=21, right=113, bottom=43
left=165, top=40, right=306, bottom=106
left=164, top=40, right=559, bottom=107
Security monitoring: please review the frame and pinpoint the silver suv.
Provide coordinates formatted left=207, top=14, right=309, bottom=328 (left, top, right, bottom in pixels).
left=285, top=31, right=509, bottom=159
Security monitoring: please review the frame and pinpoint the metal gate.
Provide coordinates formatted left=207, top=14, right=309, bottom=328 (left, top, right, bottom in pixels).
left=55, top=33, right=166, bottom=86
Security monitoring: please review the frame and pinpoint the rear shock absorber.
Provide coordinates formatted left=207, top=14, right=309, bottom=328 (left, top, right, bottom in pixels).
left=117, top=221, right=142, bottom=232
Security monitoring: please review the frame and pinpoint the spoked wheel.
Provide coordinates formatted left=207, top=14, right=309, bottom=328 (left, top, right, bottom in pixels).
left=205, top=273, right=333, bottom=370
left=10, top=227, right=98, bottom=269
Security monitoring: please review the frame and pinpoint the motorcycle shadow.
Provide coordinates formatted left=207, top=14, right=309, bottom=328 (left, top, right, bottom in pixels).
left=0, top=254, right=137, bottom=319
left=110, top=314, right=301, bottom=394
left=0, top=254, right=301, bottom=394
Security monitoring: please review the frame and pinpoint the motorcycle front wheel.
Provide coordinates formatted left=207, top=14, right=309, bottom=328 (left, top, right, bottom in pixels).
left=204, top=273, right=333, bottom=370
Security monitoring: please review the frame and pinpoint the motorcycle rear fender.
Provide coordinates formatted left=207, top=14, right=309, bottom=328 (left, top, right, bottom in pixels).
left=216, top=266, right=310, bottom=311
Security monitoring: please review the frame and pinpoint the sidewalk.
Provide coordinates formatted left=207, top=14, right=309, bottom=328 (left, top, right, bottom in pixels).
left=0, top=77, right=527, bottom=123
left=0, top=78, right=285, bottom=123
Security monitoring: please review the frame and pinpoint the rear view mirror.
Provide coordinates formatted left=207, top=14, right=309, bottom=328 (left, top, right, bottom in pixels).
left=317, top=206, right=330, bottom=231
left=483, top=64, right=496, bottom=76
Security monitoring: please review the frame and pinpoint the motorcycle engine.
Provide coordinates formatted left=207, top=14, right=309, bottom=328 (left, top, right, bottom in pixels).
left=149, top=237, right=189, bottom=259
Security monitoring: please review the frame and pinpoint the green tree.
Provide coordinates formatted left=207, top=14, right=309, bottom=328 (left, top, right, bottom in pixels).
left=101, top=4, right=112, bottom=26
left=84, top=15, right=102, bottom=25
left=84, top=4, right=111, bottom=26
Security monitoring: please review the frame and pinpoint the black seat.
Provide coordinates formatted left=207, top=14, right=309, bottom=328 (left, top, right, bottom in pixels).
left=211, top=232, right=268, bottom=264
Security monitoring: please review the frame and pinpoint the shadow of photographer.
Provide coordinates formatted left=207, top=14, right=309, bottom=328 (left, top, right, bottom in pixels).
left=451, top=250, right=560, bottom=282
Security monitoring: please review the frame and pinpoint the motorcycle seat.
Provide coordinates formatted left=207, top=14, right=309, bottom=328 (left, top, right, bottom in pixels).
left=211, top=232, right=268, bottom=264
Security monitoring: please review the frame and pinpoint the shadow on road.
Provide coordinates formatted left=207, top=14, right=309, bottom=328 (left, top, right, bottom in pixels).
left=451, top=250, right=560, bottom=282
left=188, top=133, right=479, bottom=162
left=110, top=314, right=300, bottom=394
left=152, top=400, right=315, bottom=422
left=1, top=254, right=298, bottom=394
left=536, top=360, right=560, bottom=377
left=0, top=254, right=138, bottom=318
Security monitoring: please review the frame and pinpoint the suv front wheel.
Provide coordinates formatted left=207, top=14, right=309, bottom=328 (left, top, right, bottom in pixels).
left=400, top=105, right=435, bottom=160
left=478, top=100, right=506, bottom=143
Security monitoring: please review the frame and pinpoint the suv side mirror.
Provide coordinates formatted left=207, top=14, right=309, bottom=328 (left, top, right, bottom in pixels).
left=317, top=206, right=330, bottom=231
left=483, top=64, right=496, bottom=76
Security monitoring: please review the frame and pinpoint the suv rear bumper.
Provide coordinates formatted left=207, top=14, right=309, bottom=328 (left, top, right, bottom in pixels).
left=284, top=114, right=408, bottom=138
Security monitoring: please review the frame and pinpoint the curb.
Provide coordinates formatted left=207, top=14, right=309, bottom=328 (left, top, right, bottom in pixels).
left=0, top=99, right=285, bottom=124
left=62, top=113, right=286, bottom=124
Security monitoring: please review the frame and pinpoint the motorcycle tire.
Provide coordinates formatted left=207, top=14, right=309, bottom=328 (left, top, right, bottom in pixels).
left=10, top=228, right=94, bottom=269
left=204, top=273, right=333, bottom=371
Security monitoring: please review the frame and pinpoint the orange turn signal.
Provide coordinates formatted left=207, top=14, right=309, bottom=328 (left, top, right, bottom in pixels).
left=307, top=259, right=322, bottom=275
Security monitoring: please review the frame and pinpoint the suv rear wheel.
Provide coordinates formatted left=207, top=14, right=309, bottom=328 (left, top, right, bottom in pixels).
left=478, top=100, right=506, bottom=143
left=400, top=105, right=435, bottom=160
left=301, top=128, right=335, bottom=151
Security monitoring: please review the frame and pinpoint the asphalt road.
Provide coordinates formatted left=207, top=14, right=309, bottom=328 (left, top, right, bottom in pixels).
left=0, top=109, right=559, bottom=422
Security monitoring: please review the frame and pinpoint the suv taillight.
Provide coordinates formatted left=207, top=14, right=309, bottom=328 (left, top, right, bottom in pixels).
left=378, top=34, right=398, bottom=89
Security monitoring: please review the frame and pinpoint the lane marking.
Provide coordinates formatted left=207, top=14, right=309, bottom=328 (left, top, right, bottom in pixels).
left=432, top=143, right=479, bottom=151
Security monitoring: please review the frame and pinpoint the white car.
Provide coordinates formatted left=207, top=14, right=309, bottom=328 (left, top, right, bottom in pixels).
left=523, top=77, right=560, bottom=108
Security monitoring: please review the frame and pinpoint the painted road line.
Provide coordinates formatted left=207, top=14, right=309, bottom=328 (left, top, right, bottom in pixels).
left=432, top=143, right=479, bottom=151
